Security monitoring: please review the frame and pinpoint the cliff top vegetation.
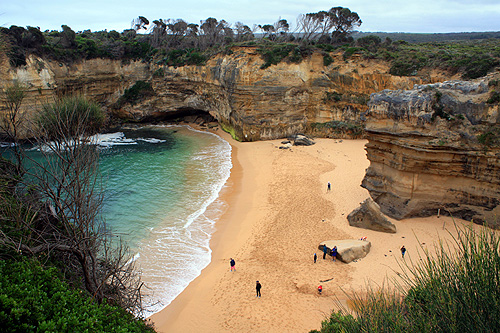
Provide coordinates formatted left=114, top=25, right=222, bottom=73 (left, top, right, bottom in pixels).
left=2, top=7, right=500, bottom=80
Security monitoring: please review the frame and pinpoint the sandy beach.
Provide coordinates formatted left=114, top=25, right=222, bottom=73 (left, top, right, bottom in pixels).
left=150, top=129, right=475, bottom=332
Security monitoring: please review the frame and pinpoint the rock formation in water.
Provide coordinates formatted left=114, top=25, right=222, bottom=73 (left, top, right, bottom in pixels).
left=0, top=47, right=452, bottom=141
left=362, top=77, right=500, bottom=227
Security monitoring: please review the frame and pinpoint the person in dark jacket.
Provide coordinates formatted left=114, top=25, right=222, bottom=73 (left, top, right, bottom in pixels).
left=256, top=281, right=262, bottom=298
left=230, top=258, right=236, bottom=271
left=323, top=244, right=328, bottom=259
left=331, top=246, right=337, bottom=262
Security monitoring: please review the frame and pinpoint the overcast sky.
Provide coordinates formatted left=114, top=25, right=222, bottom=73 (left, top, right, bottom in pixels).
left=1, top=0, right=500, bottom=34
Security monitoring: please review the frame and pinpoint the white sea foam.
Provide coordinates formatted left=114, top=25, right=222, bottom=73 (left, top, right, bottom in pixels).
left=132, top=125, right=232, bottom=317
left=126, top=252, right=141, bottom=266
left=93, top=125, right=232, bottom=317
left=91, top=132, right=166, bottom=148
left=0, top=142, right=16, bottom=148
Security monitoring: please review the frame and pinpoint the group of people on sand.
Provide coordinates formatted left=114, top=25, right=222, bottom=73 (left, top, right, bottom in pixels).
left=229, top=258, right=262, bottom=298
left=313, top=244, right=338, bottom=295
left=317, top=244, right=337, bottom=262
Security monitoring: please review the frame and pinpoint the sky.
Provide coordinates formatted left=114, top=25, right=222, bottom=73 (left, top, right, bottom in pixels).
left=1, top=0, right=500, bottom=34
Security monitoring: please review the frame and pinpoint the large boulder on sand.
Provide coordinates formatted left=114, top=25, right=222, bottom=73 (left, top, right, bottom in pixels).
left=318, top=240, right=371, bottom=263
left=289, top=134, right=315, bottom=146
left=347, top=197, right=397, bottom=233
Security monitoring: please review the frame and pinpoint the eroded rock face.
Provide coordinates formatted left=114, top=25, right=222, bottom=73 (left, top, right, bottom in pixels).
left=347, top=197, right=396, bottom=233
left=319, top=240, right=371, bottom=263
left=0, top=48, right=451, bottom=141
left=363, top=77, right=500, bottom=227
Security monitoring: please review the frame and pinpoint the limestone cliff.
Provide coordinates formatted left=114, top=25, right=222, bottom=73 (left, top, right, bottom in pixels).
left=0, top=47, right=451, bottom=141
left=0, top=55, right=150, bottom=137
left=143, top=49, right=451, bottom=141
left=362, top=77, right=500, bottom=226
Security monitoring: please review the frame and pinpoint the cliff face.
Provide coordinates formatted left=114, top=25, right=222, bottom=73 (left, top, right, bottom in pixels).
left=0, top=55, right=150, bottom=136
left=143, top=48, right=451, bottom=140
left=362, top=78, right=500, bottom=226
left=0, top=48, right=452, bottom=140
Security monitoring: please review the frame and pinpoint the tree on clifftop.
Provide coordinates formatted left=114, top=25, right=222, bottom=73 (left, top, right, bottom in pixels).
left=330, top=7, right=362, bottom=43
left=298, top=6, right=361, bottom=45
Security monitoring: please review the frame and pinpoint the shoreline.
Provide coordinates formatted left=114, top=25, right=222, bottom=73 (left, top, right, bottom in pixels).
left=148, top=127, right=257, bottom=331
left=149, top=127, right=476, bottom=332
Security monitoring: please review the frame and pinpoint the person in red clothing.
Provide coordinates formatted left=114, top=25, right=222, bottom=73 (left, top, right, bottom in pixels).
left=318, top=285, right=323, bottom=294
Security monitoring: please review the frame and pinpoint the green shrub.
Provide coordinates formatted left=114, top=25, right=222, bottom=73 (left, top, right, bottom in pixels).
left=161, top=48, right=206, bottom=67
left=38, top=96, right=105, bottom=139
left=0, top=259, right=154, bottom=332
left=256, top=43, right=311, bottom=69
left=342, top=47, right=362, bottom=60
left=462, top=55, right=499, bottom=79
left=153, top=67, right=165, bottom=78
left=116, top=81, right=155, bottom=107
left=323, top=92, right=342, bottom=102
left=323, top=54, right=334, bottom=67
left=487, top=91, right=500, bottom=104
left=477, top=128, right=500, bottom=146
left=488, top=79, right=500, bottom=87
left=257, top=44, right=295, bottom=69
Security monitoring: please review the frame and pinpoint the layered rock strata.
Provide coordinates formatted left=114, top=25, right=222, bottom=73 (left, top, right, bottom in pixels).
left=362, top=77, right=500, bottom=226
left=1, top=48, right=451, bottom=141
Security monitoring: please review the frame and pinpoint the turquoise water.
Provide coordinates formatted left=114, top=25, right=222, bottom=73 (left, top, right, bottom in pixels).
left=6, top=125, right=231, bottom=315
left=90, top=125, right=231, bottom=315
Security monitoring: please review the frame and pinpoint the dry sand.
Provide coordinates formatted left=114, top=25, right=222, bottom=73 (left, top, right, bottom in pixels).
left=150, top=129, right=476, bottom=332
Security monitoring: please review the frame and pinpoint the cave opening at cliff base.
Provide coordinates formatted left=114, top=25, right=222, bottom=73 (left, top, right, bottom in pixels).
left=148, top=107, right=217, bottom=126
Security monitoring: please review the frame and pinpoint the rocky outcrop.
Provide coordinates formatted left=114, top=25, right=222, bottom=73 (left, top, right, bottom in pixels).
left=347, top=197, right=397, bottom=233
left=0, top=56, right=150, bottom=114
left=319, top=240, right=371, bottom=263
left=362, top=77, right=500, bottom=227
left=0, top=48, right=452, bottom=141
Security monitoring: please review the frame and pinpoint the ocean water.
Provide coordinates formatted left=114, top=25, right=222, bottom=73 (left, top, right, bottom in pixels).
left=4, top=124, right=230, bottom=316
left=94, top=125, right=232, bottom=316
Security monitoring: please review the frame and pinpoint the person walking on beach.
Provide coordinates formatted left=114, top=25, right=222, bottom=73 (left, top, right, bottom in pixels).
left=327, top=182, right=331, bottom=192
left=331, top=246, right=337, bottom=262
left=318, top=285, right=323, bottom=295
left=256, top=281, right=262, bottom=298
left=230, top=258, right=236, bottom=271
left=323, top=244, right=328, bottom=259
left=314, top=253, right=317, bottom=263
left=401, top=245, right=406, bottom=258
